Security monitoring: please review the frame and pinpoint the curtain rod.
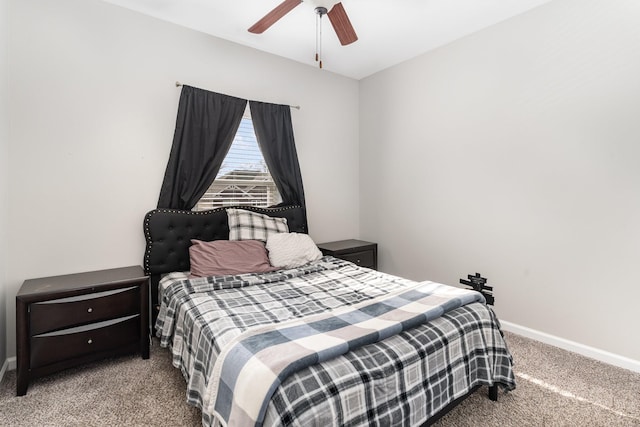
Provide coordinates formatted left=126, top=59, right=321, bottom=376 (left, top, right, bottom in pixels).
left=175, top=81, right=301, bottom=110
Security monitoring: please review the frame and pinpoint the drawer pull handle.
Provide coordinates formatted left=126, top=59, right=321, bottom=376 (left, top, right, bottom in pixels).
left=87, top=339, right=93, bottom=344
left=87, top=308, right=93, bottom=313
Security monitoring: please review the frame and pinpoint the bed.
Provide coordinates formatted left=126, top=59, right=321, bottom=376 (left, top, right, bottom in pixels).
left=143, top=205, right=515, bottom=426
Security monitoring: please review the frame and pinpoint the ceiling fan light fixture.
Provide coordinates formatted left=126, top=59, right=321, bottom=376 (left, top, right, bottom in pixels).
left=248, top=1, right=358, bottom=70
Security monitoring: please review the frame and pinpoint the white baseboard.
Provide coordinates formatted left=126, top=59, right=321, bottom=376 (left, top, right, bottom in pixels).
left=501, top=321, right=640, bottom=374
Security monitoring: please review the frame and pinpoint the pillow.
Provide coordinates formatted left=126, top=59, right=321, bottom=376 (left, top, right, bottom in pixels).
left=189, top=239, right=278, bottom=277
left=227, top=208, right=289, bottom=242
left=266, top=232, right=323, bottom=269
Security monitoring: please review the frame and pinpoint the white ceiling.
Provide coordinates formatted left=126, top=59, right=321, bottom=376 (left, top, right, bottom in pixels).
left=101, top=0, right=553, bottom=80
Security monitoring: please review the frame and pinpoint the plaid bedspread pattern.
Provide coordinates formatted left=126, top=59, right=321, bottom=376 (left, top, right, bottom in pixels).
left=264, top=303, right=514, bottom=427
left=156, top=257, right=515, bottom=427
left=209, top=282, right=485, bottom=426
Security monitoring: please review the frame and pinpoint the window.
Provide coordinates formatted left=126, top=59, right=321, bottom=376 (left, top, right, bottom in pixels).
left=193, top=110, right=281, bottom=211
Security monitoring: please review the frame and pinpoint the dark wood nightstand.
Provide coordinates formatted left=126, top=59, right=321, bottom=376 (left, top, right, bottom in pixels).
left=317, top=239, right=378, bottom=270
left=15, top=265, right=149, bottom=396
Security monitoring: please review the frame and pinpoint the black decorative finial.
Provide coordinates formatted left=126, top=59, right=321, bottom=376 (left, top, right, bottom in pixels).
left=460, top=273, right=494, bottom=305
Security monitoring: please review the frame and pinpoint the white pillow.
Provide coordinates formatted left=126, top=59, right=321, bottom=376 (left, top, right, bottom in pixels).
left=266, top=233, right=323, bottom=269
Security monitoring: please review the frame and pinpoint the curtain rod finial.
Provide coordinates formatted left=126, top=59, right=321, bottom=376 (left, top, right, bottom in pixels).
left=175, top=81, right=182, bottom=87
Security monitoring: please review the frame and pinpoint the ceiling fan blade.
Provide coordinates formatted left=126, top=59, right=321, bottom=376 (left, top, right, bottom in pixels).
left=327, top=2, right=358, bottom=46
left=248, top=0, right=302, bottom=34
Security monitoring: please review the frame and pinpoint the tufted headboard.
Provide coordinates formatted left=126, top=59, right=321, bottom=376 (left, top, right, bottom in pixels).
left=143, top=205, right=307, bottom=326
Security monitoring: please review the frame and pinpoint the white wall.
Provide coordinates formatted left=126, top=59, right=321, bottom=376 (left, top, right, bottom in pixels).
left=360, top=0, right=640, bottom=362
left=0, top=0, right=8, bottom=375
left=5, top=0, right=359, bottom=358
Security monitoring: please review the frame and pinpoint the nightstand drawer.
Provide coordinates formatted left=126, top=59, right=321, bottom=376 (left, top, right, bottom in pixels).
left=30, top=315, right=140, bottom=369
left=340, top=250, right=375, bottom=269
left=30, top=286, right=140, bottom=335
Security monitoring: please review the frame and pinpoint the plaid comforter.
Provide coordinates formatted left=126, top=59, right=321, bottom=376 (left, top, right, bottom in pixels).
left=156, top=257, right=515, bottom=427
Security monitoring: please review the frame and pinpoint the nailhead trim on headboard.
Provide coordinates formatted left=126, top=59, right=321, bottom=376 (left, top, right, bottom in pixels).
left=143, top=205, right=307, bottom=275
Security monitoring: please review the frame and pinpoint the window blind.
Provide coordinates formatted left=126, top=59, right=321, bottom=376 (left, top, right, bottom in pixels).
left=193, top=116, right=281, bottom=211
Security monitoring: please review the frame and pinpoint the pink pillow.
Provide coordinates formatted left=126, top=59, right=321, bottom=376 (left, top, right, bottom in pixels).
left=189, top=239, right=278, bottom=277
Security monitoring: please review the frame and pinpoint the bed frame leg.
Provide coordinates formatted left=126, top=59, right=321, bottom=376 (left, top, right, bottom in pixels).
left=488, top=384, right=498, bottom=401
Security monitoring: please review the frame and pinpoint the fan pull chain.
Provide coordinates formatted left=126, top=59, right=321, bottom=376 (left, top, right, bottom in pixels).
left=315, top=7, right=327, bottom=69
left=315, top=10, right=319, bottom=64
left=319, top=15, right=323, bottom=69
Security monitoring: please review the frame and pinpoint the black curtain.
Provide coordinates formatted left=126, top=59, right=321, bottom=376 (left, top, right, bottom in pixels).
left=249, top=101, right=306, bottom=211
left=157, top=86, right=247, bottom=210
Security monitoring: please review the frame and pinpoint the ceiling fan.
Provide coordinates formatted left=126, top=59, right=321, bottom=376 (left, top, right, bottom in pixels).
left=248, top=0, right=358, bottom=46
